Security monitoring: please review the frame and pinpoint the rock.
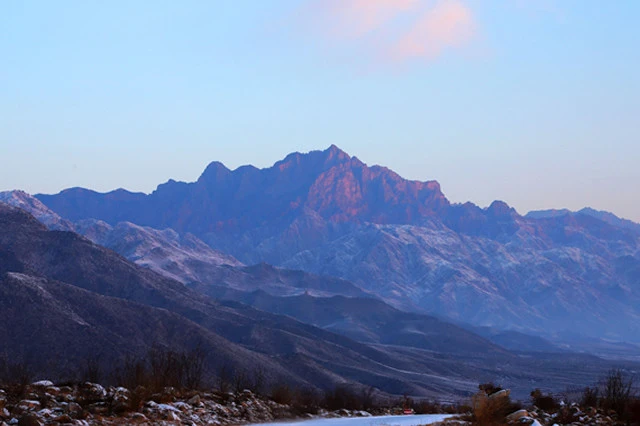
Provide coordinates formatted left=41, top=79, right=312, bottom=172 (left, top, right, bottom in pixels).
left=51, top=414, right=73, bottom=424
left=488, top=389, right=510, bottom=399
left=30, top=381, right=53, bottom=388
left=166, top=410, right=181, bottom=421
left=79, top=383, right=106, bottom=403
left=188, top=394, right=201, bottom=406
left=16, top=401, right=40, bottom=414
left=506, top=409, right=529, bottom=422
left=17, top=414, right=41, bottom=426
left=65, top=402, right=82, bottom=417
left=129, top=412, right=148, bottom=423
left=109, top=387, right=130, bottom=413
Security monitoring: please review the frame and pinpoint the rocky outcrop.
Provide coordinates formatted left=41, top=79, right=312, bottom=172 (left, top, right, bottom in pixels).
left=0, top=382, right=293, bottom=425
left=436, top=401, right=627, bottom=425
left=0, top=382, right=382, bottom=426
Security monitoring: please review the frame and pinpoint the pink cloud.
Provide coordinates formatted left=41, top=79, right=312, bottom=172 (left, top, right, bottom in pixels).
left=318, top=0, right=420, bottom=38
left=392, top=0, right=476, bottom=61
left=296, top=0, right=477, bottom=65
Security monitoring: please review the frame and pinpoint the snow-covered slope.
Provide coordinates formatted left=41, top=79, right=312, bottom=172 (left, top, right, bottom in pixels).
left=282, top=221, right=640, bottom=340
left=75, top=219, right=243, bottom=284
left=0, top=190, right=75, bottom=231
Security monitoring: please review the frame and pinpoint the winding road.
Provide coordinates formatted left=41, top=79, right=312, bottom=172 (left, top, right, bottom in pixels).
left=249, top=414, right=455, bottom=426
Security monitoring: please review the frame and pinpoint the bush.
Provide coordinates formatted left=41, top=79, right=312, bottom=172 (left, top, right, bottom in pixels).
left=82, top=354, right=102, bottom=384
left=625, top=398, right=640, bottom=424
left=270, top=383, right=294, bottom=405
left=471, top=391, right=510, bottom=426
left=581, top=386, right=599, bottom=408
left=0, top=355, right=33, bottom=394
left=293, top=387, right=321, bottom=415
left=471, top=383, right=513, bottom=426
left=324, top=384, right=362, bottom=411
left=412, top=399, right=442, bottom=414
left=478, top=382, right=502, bottom=395
left=530, top=388, right=558, bottom=411
left=601, top=369, right=633, bottom=415
left=111, top=345, right=207, bottom=392
left=554, top=406, right=578, bottom=424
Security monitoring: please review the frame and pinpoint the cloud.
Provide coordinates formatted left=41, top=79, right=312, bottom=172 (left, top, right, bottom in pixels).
left=391, top=0, right=476, bottom=61
left=295, top=0, right=477, bottom=65
left=314, top=0, right=420, bottom=39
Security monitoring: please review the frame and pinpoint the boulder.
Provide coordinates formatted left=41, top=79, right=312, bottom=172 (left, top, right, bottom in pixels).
left=506, top=409, right=529, bottom=422
left=30, top=381, right=53, bottom=388
left=17, top=414, right=41, bottom=426
left=188, top=394, right=202, bottom=406
left=489, top=389, right=510, bottom=399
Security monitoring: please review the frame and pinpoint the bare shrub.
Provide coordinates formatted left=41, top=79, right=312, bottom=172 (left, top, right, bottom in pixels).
left=581, top=386, right=599, bottom=408
left=530, top=388, right=558, bottom=411
left=478, top=382, right=502, bottom=395
left=293, top=387, right=321, bottom=415
left=360, top=386, right=376, bottom=411
left=217, top=364, right=233, bottom=394
left=270, top=383, right=294, bottom=405
left=0, top=355, right=33, bottom=394
left=183, top=345, right=206, bottom=390
left=324, top=384, right=362, bottom=411
left=626, top=398, right=640, bottom=424
left=250, top=366, right=266, bottom=395
left=82, top=354, right=102, bottom=384
left=112, top=355, right=147, bottom=390
left=601, top=369, right=634, bottom=415
left=232, top=368, right=250, bottom=394
left=554, top=406, right=578, bottom=424
left=112, top=345, right=207, bottom=392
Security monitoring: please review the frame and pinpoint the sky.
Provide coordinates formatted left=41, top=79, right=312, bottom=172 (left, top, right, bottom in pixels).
left=1, top=1, right=639, bottom=221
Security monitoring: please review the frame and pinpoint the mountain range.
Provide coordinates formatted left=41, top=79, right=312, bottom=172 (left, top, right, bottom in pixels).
left=3, top=202, right=636, bottom=400
left=30, top=146, right=640, bottom=342
left=0, top=203, right=492, bottom=397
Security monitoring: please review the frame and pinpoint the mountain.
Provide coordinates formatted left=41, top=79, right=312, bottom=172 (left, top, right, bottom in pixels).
left=0, top=190, right=75, bottom=231
left=36, top=145, right=448, bottom=231
left=76, top=218, right=369, bottom=298
left=194, top=288, right=509, bottom=356
left=0, top=203, right=520, bottom=398
left=1, top=192, right=368, bottom=299
left=74, top=219, right=243, bottom=284
left=0, top=203, right=292, bottom=383
left=0, top=272, right=269, bottom=380
left=526, top=209, right=573, bottom=220
left=35, top=146, right=640, bottom=341
left=527, top=208, right=640, bottom=235
left=281, top=218, right=640, bottom=340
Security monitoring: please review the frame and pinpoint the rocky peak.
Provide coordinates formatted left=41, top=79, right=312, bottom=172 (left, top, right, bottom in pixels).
left=197, top=161, right=231, bottom=184
left=324, top=144, right=351, bottom=163
left=486, top=200, right=517, bottom=217
left=273, top=145, right=352, bottom=174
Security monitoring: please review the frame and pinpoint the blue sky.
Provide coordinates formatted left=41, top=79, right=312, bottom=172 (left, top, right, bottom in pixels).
left=2, top=1, right=639, bottom=220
